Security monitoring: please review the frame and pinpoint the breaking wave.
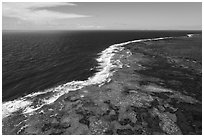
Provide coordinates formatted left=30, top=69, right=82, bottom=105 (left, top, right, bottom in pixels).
left=2, top=36, right=174, bottom=119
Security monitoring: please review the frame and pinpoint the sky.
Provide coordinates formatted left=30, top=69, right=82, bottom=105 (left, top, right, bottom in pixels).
left=2, top=2, right=202, bottom=30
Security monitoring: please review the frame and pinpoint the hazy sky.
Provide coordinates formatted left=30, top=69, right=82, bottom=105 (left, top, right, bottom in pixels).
left=2, top=2, right=202, bottom=30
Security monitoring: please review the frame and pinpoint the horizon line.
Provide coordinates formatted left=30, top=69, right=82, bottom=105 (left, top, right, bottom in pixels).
left=2, top=29, right=202, bottom=32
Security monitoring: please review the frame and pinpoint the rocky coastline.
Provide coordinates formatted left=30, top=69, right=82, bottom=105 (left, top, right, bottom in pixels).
left=3, top=35, right=202, bottom=135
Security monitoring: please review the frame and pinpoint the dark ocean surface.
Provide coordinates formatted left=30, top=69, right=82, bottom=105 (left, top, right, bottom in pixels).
left=2, top=30, right=201, bottom=102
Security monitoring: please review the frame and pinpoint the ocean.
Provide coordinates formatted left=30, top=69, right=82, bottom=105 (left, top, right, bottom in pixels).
left=2, top=30, right=201, bottom=118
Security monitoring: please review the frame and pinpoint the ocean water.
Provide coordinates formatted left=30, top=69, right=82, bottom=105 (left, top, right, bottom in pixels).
left=2, top=30, right=201, bottom=118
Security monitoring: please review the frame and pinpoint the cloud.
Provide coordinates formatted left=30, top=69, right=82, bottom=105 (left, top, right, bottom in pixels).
left=3, top=2, right=90, bottom=25
left=77, top=24, right=105, bottom=29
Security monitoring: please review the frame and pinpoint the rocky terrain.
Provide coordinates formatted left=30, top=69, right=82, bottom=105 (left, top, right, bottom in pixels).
left=3, top=36, right=202, bottom=135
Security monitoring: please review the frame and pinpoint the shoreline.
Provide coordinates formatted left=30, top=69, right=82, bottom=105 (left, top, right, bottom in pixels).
left=3, top=35, right=202, bottom=134
left=2, top=35, right=177, bottom=119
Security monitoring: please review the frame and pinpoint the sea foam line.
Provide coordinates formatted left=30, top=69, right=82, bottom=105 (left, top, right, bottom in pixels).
left=2, top=36, right=173, bottom=119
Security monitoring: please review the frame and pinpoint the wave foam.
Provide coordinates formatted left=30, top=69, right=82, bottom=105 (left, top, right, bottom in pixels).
left=2, top=36, right=174, bottom=119
left=187, top=33, right=201, bottom=38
